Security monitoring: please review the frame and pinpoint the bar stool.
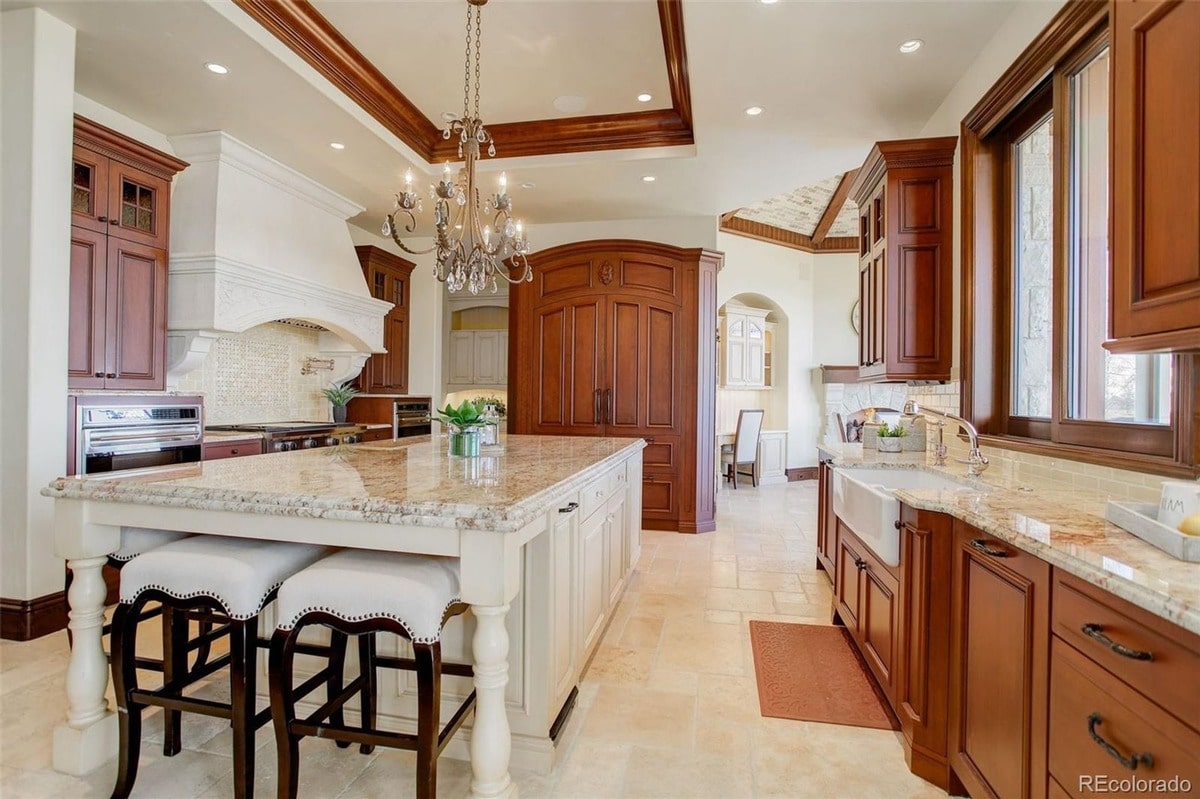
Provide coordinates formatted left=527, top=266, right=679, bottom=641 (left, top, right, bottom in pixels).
left=268, top=549, right=477, bottom=799
left=111, top=536, right=328, bottom=799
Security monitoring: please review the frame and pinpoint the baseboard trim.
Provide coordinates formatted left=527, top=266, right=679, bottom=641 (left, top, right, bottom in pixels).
left=787, top=467, right=818, bottom=481
left=1, top=591, right=67, bottom=641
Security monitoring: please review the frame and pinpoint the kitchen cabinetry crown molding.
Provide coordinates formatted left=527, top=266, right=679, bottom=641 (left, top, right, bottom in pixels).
left=74, top=115, right=188, bottom=181
left=168, top=131, right=363, bottom=220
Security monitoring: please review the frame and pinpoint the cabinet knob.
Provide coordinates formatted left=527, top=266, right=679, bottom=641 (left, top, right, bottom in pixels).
left=106, top=372, right=117, bottom=379
left=94, top=372, right=103, bottom=378
left=109, top=219, right=119, bottom=226
left=230, top=449, right=239, bottom=455
left=97, top=215, right=108, bottom=222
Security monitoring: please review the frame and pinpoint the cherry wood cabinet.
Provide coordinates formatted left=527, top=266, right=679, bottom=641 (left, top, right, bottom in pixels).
left=848, top=137, right=956, bottom=381
left=354, top=246, right=414, bottom=395
left=815, top=457, right=837, bottom=576
left=509, top=240, right=722, bottom=533
left=833, top=521, right=899, bottom=703
left=68, top=117, right=185, bottom=391
left=1107, top=0, right=1200, bottom=353
left=949, top=521, right=1050, bottom=799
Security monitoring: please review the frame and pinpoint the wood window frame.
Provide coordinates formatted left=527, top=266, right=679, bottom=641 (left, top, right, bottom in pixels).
left=961, top=0, right=1197, bottom=478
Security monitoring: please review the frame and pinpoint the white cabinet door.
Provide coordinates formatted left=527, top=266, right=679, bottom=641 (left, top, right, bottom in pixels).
left=551, top=503, right=578, bottom=700
left=498, top=331, right=509, bottom=385
left=448, top=331, right=475, bottom=384
left=746, top=339, right=765, bottom=386
left=758, top=431, right=788, bottom=483
left=605, top=490, right=627, bottom=607
left=579, top=508, right=607, bottom=656
left=474, top=331, right=501, bottom=384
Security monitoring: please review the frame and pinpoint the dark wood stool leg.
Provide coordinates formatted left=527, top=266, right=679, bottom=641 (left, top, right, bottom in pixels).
left=193, top=618, right=214, bottom=671
left=110, top=600, right=146, bottom=799
left=162, top=605, right=188, bottom=756
left=229, top=619, right=258, bottom=799
left=327, top=631, right=351, bottom=749
left=357, top=634, right=376, bottom=755
left=414, top=642, right=442, bottom=799
left=269, top=627, right=302, bottom=799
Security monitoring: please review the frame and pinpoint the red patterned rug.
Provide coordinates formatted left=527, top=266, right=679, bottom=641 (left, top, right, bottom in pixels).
left=748, top=621, right=898, bottom=730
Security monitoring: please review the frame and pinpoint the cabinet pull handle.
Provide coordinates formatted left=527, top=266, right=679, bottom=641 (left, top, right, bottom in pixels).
left=1081, top=623, right=1154, bottom=662
left=558, top=501, right=579, bottom=514
left=967, top=538, right=1009, bottom=558
left=644, top=436, right=655, bottom=444
left=820, top=457, right=834, bottom=465
left=605, top=388, right=613, bottom=425
left=594, top=389, right=601, bottom=425
left=1087, top=713, right=1154, bottom=771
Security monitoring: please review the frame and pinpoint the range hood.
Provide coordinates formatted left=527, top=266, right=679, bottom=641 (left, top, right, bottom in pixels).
left=164, top=131, right=391, bottom=387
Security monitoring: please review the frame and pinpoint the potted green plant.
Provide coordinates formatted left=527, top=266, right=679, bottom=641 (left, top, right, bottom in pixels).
left=876, top=422, right=907, bottom=453
left=321, top=381, right=360, bottom=424
left=435, top=400, right=496, bottom=457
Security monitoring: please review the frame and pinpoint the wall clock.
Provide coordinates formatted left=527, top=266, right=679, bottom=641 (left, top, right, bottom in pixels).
left=850, top=299, right=861, bottom=335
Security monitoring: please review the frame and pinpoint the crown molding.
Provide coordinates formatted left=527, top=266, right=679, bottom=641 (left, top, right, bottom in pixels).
left=720, top=215, right=858, bottom=254
left=231, top=0, right=695, bottom=163
left=74, top=115, right=189, bottom=179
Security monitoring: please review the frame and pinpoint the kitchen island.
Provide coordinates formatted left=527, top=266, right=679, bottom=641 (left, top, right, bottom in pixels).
left=44, top=434, right=645, bottom=799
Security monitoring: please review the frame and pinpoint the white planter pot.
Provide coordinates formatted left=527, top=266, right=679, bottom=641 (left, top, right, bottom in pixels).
left=877, top=437, right=903, bottom=453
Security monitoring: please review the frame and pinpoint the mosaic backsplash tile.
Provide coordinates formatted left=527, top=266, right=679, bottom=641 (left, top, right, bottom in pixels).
left=175, top=322, right=334, bottom=425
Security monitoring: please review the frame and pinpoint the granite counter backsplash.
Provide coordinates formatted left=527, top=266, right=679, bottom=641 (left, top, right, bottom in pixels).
left=819, top=443, right=1200, bottom=635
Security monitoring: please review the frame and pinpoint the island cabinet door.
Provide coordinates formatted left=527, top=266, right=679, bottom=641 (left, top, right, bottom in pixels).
left=859, top=551, right=898, bottom=700
left=578, top=507, right=608, bottom=657
left=949, top=522, right=1049, bottom=799
left=605, top=488, right=627, bottom=607
left=551, top=499, right=580, bottom=702
left=816, top=458, right=837, bottom=577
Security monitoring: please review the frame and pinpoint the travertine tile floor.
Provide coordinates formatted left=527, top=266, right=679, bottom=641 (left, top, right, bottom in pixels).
left=1, top=482, right=948, bottom=798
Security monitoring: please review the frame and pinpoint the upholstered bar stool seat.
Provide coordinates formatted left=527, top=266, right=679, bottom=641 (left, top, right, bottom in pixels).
left=111, top=536, right=328, bottom=799
left=269, top=550, right=476, bottom=799
left=110, top=527, right=192, bottom=563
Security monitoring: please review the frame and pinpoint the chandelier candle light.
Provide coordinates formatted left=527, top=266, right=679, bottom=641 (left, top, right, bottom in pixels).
left=382, top=0, right=532, bottom=295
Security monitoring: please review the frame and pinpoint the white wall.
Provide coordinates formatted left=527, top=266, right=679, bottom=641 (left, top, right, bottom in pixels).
left=811, top=251, right=860, bottom=366
left=1, top=8, right=76, bottom=602
left=530, top=216, right=719, bottom=252
left=74, top=93, right=177, bottom=156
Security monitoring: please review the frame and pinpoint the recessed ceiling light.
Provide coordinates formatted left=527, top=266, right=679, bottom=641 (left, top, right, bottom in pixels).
left=329, top=142, right=345, bottom=150
left=899, top=39, right=923, bottom=53
left=637, top=93, right=653, bottom=103
left=641, top=175, right=656, bottom=183
left=204, top=62, right=229, bottom=75
left=744, top=106, right=764, bottom=116
left=520, top=182, right=536, bottom=190
left=759, top=0, right=779, bottom=4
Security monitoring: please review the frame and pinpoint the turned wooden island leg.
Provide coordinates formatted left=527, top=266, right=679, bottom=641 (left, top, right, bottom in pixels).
left=469, top=603, right=517, bottom=799
left=54, top=554, right=118, bottom=774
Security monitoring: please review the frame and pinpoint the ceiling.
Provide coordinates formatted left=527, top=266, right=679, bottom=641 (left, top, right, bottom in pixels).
left=17, top=0, right=1027, bottom=237
left=735, top=173, right=859, bottom=239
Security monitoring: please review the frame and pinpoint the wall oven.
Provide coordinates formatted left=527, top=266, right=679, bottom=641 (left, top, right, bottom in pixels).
left=394, top=398, right=433, bottom=439
left=73, top=396, right=204, bottom=476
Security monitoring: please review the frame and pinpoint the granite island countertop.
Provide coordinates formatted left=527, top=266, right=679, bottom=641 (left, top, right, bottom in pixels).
left=45, top=435, right=645, bottom=533
left=819, top=443, right=1200, bottom=635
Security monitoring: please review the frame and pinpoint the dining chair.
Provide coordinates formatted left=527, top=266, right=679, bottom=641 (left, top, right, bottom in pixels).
left=720, top=409, right=765, bottom=489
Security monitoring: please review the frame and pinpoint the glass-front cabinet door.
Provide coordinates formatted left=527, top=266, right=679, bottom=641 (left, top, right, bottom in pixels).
left=105, top=161, right=170, bottom=249
left=71, top=145, right=110, bottom=235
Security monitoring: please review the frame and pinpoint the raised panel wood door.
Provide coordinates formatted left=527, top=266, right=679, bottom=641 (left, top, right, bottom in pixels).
left=68, top=227, right=109, bottom=389
left=835, top=522, right=863, bottom=632
left=1110, top=0, right=1200, bottom=348
left=606, top=297, right=679, bottom=438
left=860, top=558, right=898, bottom=697
left=950, top=523, right=1049, bottom=799
left=104, top=239, right=167, bottom=390
left=357, top=249, right=413, bottom=394
left=530, top=297, right=605, bottom=436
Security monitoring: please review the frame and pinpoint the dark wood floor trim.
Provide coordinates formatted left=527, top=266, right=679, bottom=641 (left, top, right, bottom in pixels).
left=786, top=467, right=818, bottom=482
left=1, top=592, right=68, bottom=641
left=232, top=0, right=695, bottom=162
left=719, top=215, right=858, bottom=253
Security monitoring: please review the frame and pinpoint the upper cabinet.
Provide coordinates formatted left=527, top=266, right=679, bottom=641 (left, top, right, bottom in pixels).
left=849, top=137, right=956, bottom=382
left=719, top=304, right=771, bottom=388
left=354, top=245, right=414, bottom=395
left=445, top=302, right=509, bottom=389
left=68, top=117, right=186, bottom=391
left=1107, top=0, right=1200, bottom=353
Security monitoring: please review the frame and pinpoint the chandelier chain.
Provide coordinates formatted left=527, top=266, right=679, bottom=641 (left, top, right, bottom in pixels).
left=472, top=5, right=482, bottom=118
left=462, top=4, right=472, bottom=118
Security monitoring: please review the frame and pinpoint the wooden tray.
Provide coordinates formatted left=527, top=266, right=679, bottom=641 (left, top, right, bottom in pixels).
left=1106, top=501, right=1200, bottom=562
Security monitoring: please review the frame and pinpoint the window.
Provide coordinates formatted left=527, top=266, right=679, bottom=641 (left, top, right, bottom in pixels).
left=962, top=5, right=1193, bottom=475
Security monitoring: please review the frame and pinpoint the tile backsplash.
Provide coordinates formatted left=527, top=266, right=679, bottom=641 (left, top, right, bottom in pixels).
left=175, top=322, right=332, bottom=424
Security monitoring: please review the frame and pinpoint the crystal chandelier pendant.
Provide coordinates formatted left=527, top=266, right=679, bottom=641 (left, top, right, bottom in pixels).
left=378, top=0, right=532, bottom=294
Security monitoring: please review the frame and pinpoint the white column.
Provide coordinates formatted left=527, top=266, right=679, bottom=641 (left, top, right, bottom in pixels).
left=469, top=603, right=517, bottom=799
left=0, top=8, right=76, bottom=612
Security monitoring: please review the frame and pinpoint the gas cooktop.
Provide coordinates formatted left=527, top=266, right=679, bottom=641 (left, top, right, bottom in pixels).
left=207, top=421, right=337, bottom=433
left=206, top=422, right=370, bottom=452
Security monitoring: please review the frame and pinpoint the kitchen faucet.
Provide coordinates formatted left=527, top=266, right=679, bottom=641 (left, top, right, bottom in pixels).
left=902, top=400, right=990, bottom=476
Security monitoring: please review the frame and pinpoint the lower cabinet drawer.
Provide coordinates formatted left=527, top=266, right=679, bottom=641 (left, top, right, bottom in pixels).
left=1049, top=637, right=1200, bottom=797
left=359, top=427, right=393, bottom=442
left=202, top=439, right=263, bottom=460
left=580, top=464, right=628, bottom=520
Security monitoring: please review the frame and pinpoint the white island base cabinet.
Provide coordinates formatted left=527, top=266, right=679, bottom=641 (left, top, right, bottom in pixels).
left=263, top=450, right=643, bottom=775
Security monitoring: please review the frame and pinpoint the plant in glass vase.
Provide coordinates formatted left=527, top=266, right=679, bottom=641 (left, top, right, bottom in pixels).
left=435, top=400, right=497, bottom=458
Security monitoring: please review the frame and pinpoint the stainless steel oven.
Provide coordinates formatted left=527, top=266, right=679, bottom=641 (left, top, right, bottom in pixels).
left=75, top=397, right=203, bottom=475
left=394, top=398, right=433, bottom=438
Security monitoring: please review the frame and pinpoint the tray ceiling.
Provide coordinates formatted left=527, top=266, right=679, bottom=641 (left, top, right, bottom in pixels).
left=736, top=174, right=859, bottom=239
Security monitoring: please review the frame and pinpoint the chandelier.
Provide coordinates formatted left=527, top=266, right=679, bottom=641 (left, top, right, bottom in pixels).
left=381, top=0, right=532, bottom=295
